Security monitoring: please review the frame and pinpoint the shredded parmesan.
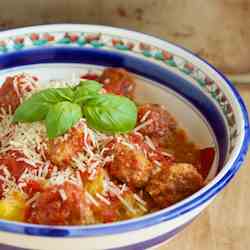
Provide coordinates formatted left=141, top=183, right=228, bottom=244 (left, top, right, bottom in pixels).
left=0, top=165, right=23, bottom=198
left=76, top=171, right=83, bottom=186
left=154, top=160, right=162, bottom=167
left=48, top=168, right=79, bottom=186
left=140, top=110, right=151, bottom=123
left=137, top=202, right=148, bottom=212
left=134, top=119, right=154, bottom=132
left=72, top=154, right=87, bottom=172
left=121, top=141, right=135, bottom=150
left=13, top=77, right=21, bottom=98
left=161, top=151, right=173, bottom=157
left=26, top=192, right=40, bottom=206
left=89, top=168, right=97, bottom=180
left=120, top=184, right=128, bottom=194
left=108, top=182, right=136, bottom=214
left=0, top=118, right=47, bottom=165
left=133, top=193, right=147, bottom=206
left=85, top=191, right=99, bottom=207
left=96, top=193, right=111, bottom=205
left=12, top=74, right=38, bottom=102
left=145, top=136, right=156, bottom=150
left=59, top=189, right=67, bottom=201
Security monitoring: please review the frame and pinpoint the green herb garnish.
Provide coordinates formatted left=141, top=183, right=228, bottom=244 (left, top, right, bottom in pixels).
left=74, top=80, right=102, bottom=104
left=83, top=94, right=137, bottom=133
left=13, top=88, right=74, bottom=123
left=45, top=101, right=82, bottom=139
left=13, top=80, right=138, bottom=139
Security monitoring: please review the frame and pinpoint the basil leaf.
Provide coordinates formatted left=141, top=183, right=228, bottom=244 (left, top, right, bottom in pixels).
left=53, top=88, right=74, bottom=102
left=74, top=80, right=102, bottom=104
left=30, top=88, right=74, bottom=104
left=75, top=80, right=102, bottom=92
left=13, top=88, right=74, bottom=123
left=45, top=101, right=82, bottom=139
left=83, top=94, right=137, bottom=133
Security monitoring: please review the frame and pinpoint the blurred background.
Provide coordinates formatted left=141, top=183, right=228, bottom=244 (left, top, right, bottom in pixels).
left=0, top=1, right=249, bottom=250
left=0, top=0, right=249, bottom=79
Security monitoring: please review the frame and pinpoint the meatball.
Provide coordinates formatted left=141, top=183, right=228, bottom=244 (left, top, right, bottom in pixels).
left=137, top=104, right=177, bottom=137
left=46, top=126, right=84, bottom=169
left=26, top=182, right=93, bottom=225
left=146, top=163, right=204, bottom=208
left=109, top=143, right=153, bottom=188
left=99, top=68, right=135, bottom=98
left=0, top=74, right=37, bottom=113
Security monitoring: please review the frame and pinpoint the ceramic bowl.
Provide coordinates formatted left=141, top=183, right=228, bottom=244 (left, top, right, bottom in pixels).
left=0, top=24, right=248, bottom=250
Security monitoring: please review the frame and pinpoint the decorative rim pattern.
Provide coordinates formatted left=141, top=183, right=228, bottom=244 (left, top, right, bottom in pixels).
left=0, top=25, right=248, bottom=239
left=0, top=28, right=237, bottom=151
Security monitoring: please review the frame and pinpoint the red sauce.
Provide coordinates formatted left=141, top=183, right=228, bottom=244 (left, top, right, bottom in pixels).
left=198, top=147, right=216, bottom=179
left=23, top=180, right=44, bottom=198
left=26, top=182, right=87, bottom=225
left=0, top=150, right=35, bottom=180
left=98, top=68, right=135, bottom=98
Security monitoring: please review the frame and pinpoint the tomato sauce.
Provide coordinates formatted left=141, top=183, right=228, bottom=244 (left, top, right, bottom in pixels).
left=0, top=69, right=216, bottom=226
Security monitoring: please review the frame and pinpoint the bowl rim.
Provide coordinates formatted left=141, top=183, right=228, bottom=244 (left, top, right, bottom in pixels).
left=0, top=24, right=248, bottom=237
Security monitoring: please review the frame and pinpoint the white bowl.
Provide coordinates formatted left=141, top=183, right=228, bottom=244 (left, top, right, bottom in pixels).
left=0, top=24, right=248, bottom=250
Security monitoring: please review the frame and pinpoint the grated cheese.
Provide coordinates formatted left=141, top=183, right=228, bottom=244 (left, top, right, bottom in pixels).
left=85, top=191, right=99, bottom=207
left=96, top=193, right=111, bottom=205
left=12, top=74, right=38, bottom=102
left=161, top=151, right=173, bottom=158
left=26, top=192, right=40, bottom=206
left=76, top=171, right=83, bottom=186
left=133, top=193, right=147, bottom=206
left=144, top=136, right=156, bottom=150
left=72, top=153, right=87, bottom=172
left=134, top=119, right=154, bottom=132
left=119, top=184, right=128, bottom=194
left=153, top=160, right=162, bottom=167
left=88, top=168, right=97, bottom=180
left=121, top=141, right=135, bottom=150
left=140, top=110, right=151, bottom=123
left=108, top=182, right=136, bottom=214
left=0, top=165, right=23, bottom=198
left=137, top=202, right=148, bottom=212
left=0, top=118, right=47, bottom=166
left=13, top=77, right=21, bottom=98
left=59, top=189, right=67, bottom=201
left=48, top=168, right=79, bottom=186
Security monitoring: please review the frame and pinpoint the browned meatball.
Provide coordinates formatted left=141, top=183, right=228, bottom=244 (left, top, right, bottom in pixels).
left=146, top=163, right=204, bottom=208
left=26, top=182, right=93, bottom=225
left=137, top=104, right=177, bottom=137
left=46, top=127, right=84, bottom=169
left=109, top=143, right=153, bottom=188
left=0, top=74, right=37, bottom=113
left=99, top=68, right=135, bottom=98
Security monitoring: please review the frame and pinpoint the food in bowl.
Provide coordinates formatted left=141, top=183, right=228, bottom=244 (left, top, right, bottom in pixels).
left=0, top=68, right=215, bottom=225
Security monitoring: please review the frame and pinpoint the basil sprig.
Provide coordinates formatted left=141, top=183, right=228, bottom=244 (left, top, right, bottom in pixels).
left=13, top=80, right=138, bottom=138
